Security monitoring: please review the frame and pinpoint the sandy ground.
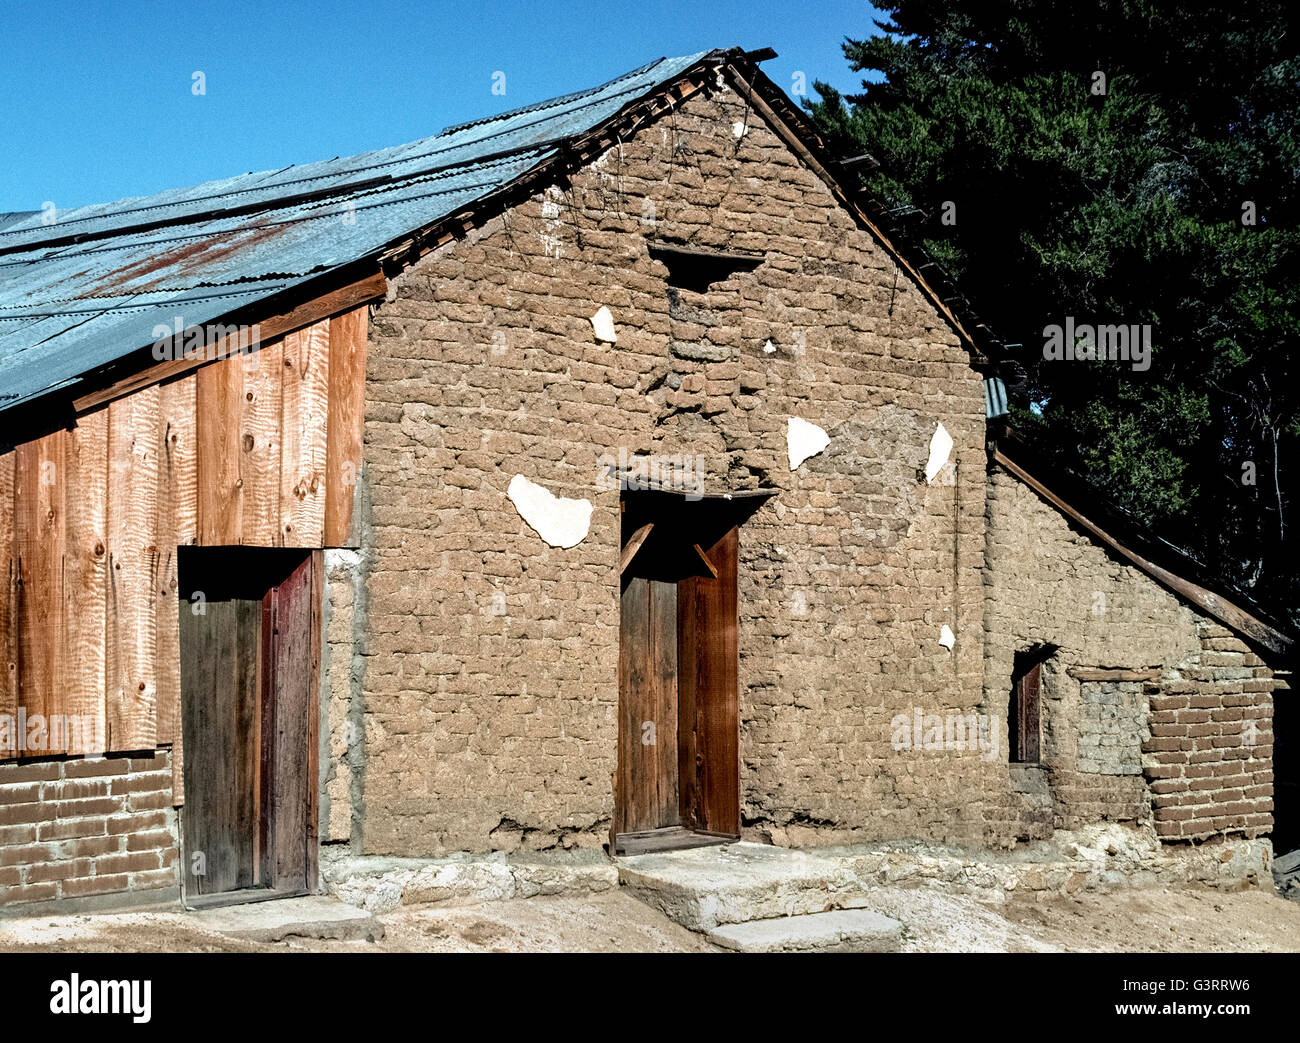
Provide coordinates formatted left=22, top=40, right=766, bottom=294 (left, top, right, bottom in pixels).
left=870, top=886, right=1300, bottom=953
left=1, top=886, right=1297, bottom=953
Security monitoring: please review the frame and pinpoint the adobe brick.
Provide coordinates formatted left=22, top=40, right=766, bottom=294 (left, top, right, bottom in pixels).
left=58, top=834, right=124, bottom=860
left=0, top=761, right=62, bottom=784
left=109, top=773, right=172, bottom=796
left=0, top=782, right=41, bottom=803
left=6, top=881, right=58, bottom=904
left=95, top=851, right=162, bottom=876
left=25, top=858, right=93, bottom=884
left=36, top=816, right=107, bottom=842
left=125, top=829, right=176, bottom=853
left=130, top=867, right=179, bottom=892
left=49, top=778, right=112, bottom=801
left=62, top=757, right=129, bottom=779
left=0, top=843, right=54, bottom=867
left=126, top=791, right=173, bottom=813
left=106, top=811, right=169, bottom=834
left=56, top=796, right=123, bottom=818
left=0, top=823, right=37, bottom=846
left=60, top=873, right=130, bottom=898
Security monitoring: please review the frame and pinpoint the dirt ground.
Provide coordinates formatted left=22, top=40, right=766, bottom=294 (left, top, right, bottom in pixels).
left=874, top=886, right=1300, bottom=953
left=1, top=886, right=1296, bottom=953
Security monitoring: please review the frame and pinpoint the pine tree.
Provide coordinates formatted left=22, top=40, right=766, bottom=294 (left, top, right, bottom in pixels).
left=807, top=1, right=1300, bottom=621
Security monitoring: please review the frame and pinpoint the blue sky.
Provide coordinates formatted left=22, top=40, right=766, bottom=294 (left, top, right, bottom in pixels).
left=1, top=0, right=883, bottom=211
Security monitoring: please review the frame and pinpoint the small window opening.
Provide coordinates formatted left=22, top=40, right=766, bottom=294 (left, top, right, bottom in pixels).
left=1009, top=648, right=1051, bottom=764
left=649, top=241, right=763, bottom=293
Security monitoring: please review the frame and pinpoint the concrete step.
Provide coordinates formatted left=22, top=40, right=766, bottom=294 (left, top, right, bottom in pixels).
left=190, top=895, right=383, bottom=943
left=707, top=908, right=903, bottom=953
left=617, top=841, right=869, bottom=932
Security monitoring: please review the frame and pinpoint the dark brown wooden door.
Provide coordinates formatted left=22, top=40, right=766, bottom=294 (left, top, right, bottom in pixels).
left=617, top=576, right=680, bottom=833
left=678, top=525, right=740, bottom=837
left=1010, top=657, right=1042, bottom=764
left=179, top=548, right=317, bottom=900
left=615, top=512, right=741, bottom=847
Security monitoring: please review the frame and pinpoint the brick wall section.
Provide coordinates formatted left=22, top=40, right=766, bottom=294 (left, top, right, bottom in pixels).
left=351, top=80, right=990, bottom=855
left=1144, top=623, right=1275, bottom=841
left=985, top=466, right=1277, bottom=844
left=0, top=751, right=179, bottom=910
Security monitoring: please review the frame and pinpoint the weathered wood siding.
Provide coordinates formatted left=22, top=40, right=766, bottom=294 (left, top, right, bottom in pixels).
left=0, top=307, right=367, bottom=764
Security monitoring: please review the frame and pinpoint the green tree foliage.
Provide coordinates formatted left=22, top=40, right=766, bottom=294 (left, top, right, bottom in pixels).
left=808, top=1, right=1299, bottom=624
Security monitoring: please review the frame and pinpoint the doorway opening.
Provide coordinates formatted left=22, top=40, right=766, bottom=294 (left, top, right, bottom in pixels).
left=177, top=547, right=320, bottom=907
left=612, top=489, right=768, bottom=855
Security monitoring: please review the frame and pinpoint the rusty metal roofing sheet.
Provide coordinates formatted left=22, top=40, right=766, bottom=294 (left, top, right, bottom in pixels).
left=0, top=51, right=711, bottom=415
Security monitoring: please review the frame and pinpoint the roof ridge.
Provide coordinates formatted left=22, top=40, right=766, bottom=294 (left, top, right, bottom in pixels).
left=436, top=56, right=672, bottom=136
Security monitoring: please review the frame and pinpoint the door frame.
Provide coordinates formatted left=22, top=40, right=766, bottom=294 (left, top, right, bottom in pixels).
left=611, top=489, right=770, bottom=855
left=178, top=547, right=322, bottom=907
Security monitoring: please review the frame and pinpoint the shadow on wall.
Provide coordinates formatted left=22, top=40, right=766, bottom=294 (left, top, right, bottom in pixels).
left=1274, top=680, right=1297, bottom=857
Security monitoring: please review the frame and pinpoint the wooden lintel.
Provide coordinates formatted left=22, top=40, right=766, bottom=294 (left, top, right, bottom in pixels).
left=693, top=543, right=718, bottom=578
left=619, top=522, right=654, bottom=575
left=1068, top=667, right=1161, bottom=682
left=73, top=270, right=387, bottom=415
left=648, top=241, right=765, bottom=265
left=994, top=448, right=1292, bottom=657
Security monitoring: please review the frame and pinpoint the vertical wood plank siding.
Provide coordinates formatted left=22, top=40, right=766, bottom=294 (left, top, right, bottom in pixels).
left=0, top=306, right=367, bottom=763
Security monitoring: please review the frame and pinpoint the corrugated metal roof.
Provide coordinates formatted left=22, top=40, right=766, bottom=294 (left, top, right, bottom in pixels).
left=983, top=375, right=1008, bottom=419
left=0, top=51, right=711, bottom=416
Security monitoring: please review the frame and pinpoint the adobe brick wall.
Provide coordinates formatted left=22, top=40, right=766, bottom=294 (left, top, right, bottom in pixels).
left=984, top=465, right=1276, bottom=845
left=1144, top=623, right=1275, bottom=841
left=0, top=751, right=179, bottom=911
left=341, top=79, right=993, bottom=856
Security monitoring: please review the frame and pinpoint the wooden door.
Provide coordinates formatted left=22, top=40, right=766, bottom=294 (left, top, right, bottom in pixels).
left=179, top=596, right=262, bottom=895
left=617, top=576, right=680, bottom=834
left=678, top=525, right=740, bottom=837
left=614, top=504, right=741, bottom=850
left=262, top=554, right=316, bottom=892
left=179, top=548, right=318, bottom=901
left=1010, top=656, right=1042, bottom=765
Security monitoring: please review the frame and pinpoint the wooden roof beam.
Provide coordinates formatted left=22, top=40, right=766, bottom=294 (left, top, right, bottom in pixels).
left=72, top=270, right=387, bottom=415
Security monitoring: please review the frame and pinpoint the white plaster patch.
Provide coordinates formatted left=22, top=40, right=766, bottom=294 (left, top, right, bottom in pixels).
left=763, top=339, right=776, bottom=354
left=507, top=475, right=593, bottom=548
left=590, top=305, right=617, bottom=343
left=787, top=417, right=830, bottom=471
left=733, top=121, right=748, bottom=138
left=939, top=625, right=956, bottom=650
left=925, top=422, right=954, bottom=483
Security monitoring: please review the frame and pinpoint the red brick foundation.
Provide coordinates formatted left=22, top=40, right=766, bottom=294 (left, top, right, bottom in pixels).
left=0, top=750, right=180, bottom=910
left=1144, top=623, right=1275, bottom=842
